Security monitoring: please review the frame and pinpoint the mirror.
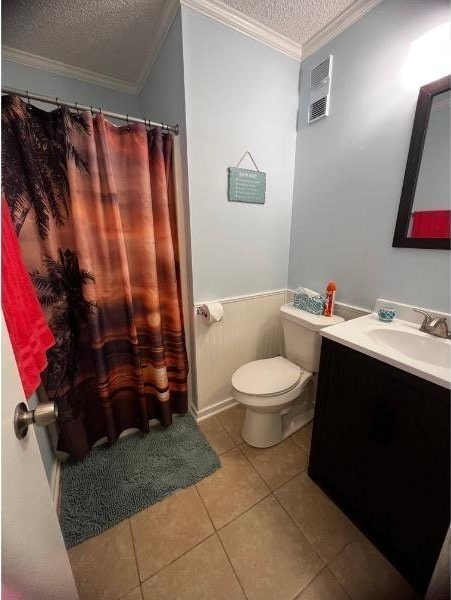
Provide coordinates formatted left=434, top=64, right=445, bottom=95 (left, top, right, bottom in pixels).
left=393, top=75, right=450, bottom=249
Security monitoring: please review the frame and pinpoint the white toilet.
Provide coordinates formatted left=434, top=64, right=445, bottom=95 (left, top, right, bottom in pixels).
left=231, top=303, right=344, bottom=448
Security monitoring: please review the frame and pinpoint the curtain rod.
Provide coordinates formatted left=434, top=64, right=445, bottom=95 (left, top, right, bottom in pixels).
left=1, top=86, right=179, bottom=135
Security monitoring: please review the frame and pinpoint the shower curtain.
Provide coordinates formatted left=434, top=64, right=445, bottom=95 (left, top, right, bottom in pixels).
left=2, top=95, right=188, bottom=460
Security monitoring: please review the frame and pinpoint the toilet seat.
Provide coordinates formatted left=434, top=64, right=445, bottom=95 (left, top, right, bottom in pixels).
left=232, top=356, right=302, bottom=397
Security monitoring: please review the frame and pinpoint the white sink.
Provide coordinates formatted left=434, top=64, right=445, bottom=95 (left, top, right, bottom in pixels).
left=367, top=328, right=451, bottom=369
left=320, top=311, right=451, bottom=389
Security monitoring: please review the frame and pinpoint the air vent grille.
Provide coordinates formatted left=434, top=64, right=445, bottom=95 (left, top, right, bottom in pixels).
left=308, top=96, right=328, bottom=123
left=311, top=57, right=330, bottom=88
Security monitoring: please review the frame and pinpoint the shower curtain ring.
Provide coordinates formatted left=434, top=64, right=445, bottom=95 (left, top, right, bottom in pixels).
left=126, top=114, right=130, bottom=130
left=90, top=106, right=95, bottom=117
left=75, top=101, right=81, bottom=119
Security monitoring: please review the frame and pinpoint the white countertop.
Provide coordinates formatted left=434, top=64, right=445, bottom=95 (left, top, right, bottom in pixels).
left=321, top=313, right=451, bottom=390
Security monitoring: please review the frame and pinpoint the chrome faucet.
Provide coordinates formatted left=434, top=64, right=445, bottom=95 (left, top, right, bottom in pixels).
left=413, top=309, right=451, bottom=340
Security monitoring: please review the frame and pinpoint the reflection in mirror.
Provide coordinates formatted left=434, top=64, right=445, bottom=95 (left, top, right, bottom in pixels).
left=393, top=75, right=451, bottom=249
left=409, top=90, right=450, bottom=239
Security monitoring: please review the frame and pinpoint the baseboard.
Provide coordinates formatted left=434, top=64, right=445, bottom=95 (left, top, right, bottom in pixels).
left=50, top=459, right=61, bottom=513
left=192, top=396, right=238, bottom=421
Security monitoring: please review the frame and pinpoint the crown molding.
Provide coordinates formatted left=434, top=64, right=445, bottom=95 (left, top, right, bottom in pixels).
left=135, top=0, right=181, bottom=91
left=2, top=46, right=139, bottom=95
left=2, top=0, right=382, bottom=94
left=180, top=0, right=302, bottom=61
left=302, top=0, right=384, bottom=59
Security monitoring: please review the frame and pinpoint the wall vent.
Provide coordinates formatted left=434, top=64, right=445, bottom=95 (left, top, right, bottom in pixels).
left=309, top=96, right=329, bottom=122
left=308, top=55, right=333, bottom=124
left=311, top=56, right=331, bottom=88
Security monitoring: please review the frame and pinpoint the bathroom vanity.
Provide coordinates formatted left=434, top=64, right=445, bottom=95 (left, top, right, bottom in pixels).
left=309, top=309, right=450, bottom=594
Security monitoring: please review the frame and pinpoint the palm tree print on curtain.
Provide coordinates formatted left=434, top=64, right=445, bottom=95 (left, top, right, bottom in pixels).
left=31, top=249, right=96, bottom=422
left=2, top=95, right=89, bottom=238
left=2, top=95, right=188, bottom=459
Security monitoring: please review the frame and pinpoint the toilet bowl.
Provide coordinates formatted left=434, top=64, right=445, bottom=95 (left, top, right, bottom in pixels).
left=231, top=303, right=344, bottom=447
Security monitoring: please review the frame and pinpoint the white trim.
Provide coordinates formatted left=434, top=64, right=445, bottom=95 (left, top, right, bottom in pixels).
left=192, top=396, right=238, bottom=421
left=2, top=46, right=139, bottom=95
left=302, top=0, right=383, bottom=59
left=180, top=0, right=302, bottom=61
left=2, top=0, right=382, bottom=93
left=50, top=459, right=61, bottom=512
left=195, top=289, right=286, bottom=307
left=135, top=0, right=181, bottom=91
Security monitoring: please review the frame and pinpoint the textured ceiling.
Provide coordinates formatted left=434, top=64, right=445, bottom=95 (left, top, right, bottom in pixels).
left=220, top=0, right=358, bottom=44
left=2, top=0, right=168, bottom=84
left=2, top=0, right=358, bottom=87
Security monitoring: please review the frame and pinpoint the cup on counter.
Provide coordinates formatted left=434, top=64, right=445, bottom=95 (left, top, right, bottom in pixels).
left=378, top=305, right=397, bottom=322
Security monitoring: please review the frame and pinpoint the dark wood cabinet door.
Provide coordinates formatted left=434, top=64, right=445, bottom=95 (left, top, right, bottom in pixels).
left=309, top=338, right=450, bottom=594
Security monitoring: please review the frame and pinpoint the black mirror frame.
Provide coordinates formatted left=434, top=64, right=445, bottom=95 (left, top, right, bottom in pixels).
left=392, top=75, right=451, bottom=250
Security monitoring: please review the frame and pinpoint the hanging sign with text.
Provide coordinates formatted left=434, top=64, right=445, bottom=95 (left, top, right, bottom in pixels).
left=227, top=167, right=266, bottom=204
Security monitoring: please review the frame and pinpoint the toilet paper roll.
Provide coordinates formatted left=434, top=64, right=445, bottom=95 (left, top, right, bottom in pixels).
left=200, top=302, right=224, bottom=324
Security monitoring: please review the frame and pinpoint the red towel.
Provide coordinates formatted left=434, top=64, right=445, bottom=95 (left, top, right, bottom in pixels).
left=411, top=210, right=451, bottom=238
left=1, top=199, right=55, bottom=398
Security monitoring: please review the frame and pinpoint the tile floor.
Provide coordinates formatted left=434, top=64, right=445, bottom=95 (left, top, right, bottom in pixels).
left=68, top=405, right=419, bottom=600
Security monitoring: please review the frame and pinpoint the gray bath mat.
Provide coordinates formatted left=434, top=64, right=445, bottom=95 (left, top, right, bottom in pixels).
left=59, top=413, right=220, bottom=547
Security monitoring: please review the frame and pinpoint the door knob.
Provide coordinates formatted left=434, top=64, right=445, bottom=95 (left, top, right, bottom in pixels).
left=14, top=401, right=58, bottom=439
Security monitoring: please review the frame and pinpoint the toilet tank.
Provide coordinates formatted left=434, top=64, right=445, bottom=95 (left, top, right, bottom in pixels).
left=280, top=303, right=344, bottom=372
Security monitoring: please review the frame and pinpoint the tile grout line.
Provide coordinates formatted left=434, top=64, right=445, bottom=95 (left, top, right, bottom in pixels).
left=196, top=445, right=273, bottom=532
left=125, top=518, right=143, bottom=599
left=271, top=491, right=326, bottom=597
left=239, top=441, right=309, bottom=492
left=324, top=566, right=353, bottom=600
left=139, top=530, right=218, bottom=588
left=199, top=415, right=237, bottom=454
left=291, top=565, right=352, bottom=600
left=193, top=484, right=250, bottom=600
left=212, top=415, right=237, bottom=448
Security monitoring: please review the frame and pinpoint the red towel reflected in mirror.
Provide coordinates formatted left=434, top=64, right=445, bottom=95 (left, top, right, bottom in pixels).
left=410, top=210, right=451, bottom=238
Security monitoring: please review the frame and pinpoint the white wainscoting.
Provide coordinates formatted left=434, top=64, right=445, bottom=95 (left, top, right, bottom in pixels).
left=192, top=290, right=369, bottom=420
left=193, top=290, right=287, bottom=420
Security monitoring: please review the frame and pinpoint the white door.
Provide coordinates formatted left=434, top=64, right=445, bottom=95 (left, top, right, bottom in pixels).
left=1, top=313, right=79, bottom=599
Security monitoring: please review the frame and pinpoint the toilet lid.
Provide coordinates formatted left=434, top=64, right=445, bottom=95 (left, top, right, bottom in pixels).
left=232, top=356, right=301, bottom=396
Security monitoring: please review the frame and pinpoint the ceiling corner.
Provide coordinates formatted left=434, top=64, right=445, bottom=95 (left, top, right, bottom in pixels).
left=180, top=0, right=302, bottom=61
left=135, top=0, right=181, bottom=93
left=301, top=0, right=384, bottom=59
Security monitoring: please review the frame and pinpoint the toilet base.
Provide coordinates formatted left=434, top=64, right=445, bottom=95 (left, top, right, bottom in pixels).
left=282, top=407, right=314, bottom=439
left=242, top=399, right=314, bottom=448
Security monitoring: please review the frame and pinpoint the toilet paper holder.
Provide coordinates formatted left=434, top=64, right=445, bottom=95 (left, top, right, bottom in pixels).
left=196, top=306, right=209, bottom=318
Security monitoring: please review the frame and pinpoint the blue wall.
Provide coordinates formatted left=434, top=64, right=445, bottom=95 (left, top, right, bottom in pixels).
left=2, top=60, right=141, bottom=116
left=181, top=7, right=299, bottom=302
left=288, top=0, right=451, bottom=312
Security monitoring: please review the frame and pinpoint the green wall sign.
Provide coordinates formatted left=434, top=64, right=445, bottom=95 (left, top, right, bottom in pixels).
left=228, top=167, right=266, bottom=204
